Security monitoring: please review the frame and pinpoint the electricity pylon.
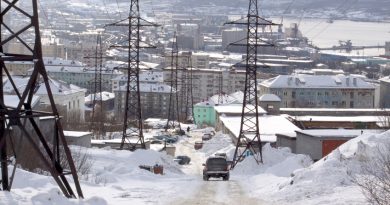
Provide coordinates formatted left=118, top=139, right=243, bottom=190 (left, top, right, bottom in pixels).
left=226, top=0, right=278, bottom=168
left=0, top=0, right=83, bottom=198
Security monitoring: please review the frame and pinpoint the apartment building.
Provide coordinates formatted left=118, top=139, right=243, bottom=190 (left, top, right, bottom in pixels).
left=259, top=75, right=375, bottom=108
left=163, top=67, right=246, bottom=104
left=3, top=76, right=86, bottom=122
left=113, top=83, right=172, bottom=119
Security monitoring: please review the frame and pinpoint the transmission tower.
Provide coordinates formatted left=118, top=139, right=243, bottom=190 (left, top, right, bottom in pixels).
left=226, top=0, right=277, bottom=168
left=106, top=0, right=157, bottom=150
left=0, top=0, right=83, bottom=198
left=85, top=33, right=105, bottom=139
left=183, top=57, right=194, bottom=122
left=217, top=69, right=224, bottom=105
left=165, top=32, right=181, bottom=131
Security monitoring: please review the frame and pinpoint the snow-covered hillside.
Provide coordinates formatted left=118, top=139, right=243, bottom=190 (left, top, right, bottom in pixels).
left=1, top=129, right=389, bottom=204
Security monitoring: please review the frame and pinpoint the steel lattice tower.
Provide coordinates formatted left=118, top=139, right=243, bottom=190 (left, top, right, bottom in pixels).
left=227, top=0, right=277, bottom=168
left=120, top=0, right=144, bottom=150
left=88, top=33, right=105, bottom=138
left=217, top=70, right=224, bottom=105
left=165, top=32, right=181, bottom=131
left=0, top=0, right=83, bottom=198
left=107, top=0, right=157, bottom=150
left=183, top=59, right=194, bottom=122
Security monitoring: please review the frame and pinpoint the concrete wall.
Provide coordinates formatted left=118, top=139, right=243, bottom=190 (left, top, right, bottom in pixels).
left=276, top=134, right=296, bottom=153
left=296, top=133, right=322, bottom=161
left=65, top=135, right=92, bottom=148
left=193, top=104, right=216, bottom=126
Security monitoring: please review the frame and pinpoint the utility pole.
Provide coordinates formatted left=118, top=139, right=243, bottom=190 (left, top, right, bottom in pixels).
left=165, top=32, right=181, bottom=131
left=226, top=0, right=277, bottom=168
left=106, top=0, right=157, bottom=150
left=0, top=0, right=83, bottom=198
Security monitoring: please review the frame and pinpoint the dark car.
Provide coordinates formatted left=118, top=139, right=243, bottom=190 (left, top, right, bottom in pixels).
left=202, top=134, right=212, bottom=141
left=174, top=155, right=191, bottom=165
left=202, top=156, right=229, bottom=181
left=194, top=141, right=203, bottom=150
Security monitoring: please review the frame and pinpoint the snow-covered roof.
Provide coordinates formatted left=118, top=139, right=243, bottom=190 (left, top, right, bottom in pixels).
left=281, top=108, right=390, bottom=112
left=214, top=104, right=267, bottom=115
left=64, top=131, right=92, bottom=138
left=4, top=95, right=40, bottom=108
left=115, top=83, right=173, bottom=93
left=85, top=92, right=115, bottom=102
left=259, top=94, right=281, bottom=102
left=296, top=129, right=384, bottom=138
left=294, top=115, right=386, bottom=122
left=40, top=65, right=121, bottom=75
left=260, top=74, right=375, bottom=89
left=195, top=91, right=244, bottom=107
left=113, top=70, right=164, bottom=83
left=379, top=76, right=390, bottom=83
left=220, top=115, right=301, bottom=141
left=3, top=76, right=86, bottom=95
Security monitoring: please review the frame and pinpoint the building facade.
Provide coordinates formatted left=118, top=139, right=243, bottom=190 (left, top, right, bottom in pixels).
left=259, top=75, right=375, bottom=108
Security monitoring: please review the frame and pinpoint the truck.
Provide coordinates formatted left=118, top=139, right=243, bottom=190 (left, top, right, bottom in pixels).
left=202, top=156, right=229, bottom=181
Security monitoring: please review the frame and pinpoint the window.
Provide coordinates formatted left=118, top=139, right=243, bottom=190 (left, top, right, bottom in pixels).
left=350, top=101, right=354, bottom=108
left=292, top=91, right=296, bottom=98
left=350, top=92, right=354, bottom=98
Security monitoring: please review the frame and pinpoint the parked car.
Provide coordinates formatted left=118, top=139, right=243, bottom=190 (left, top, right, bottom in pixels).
left=153, top=135, right=178, bottom=143
left=150, top=139, right=163, bottom=144
left=202, top=133, right=212, bottom=141
left=202, top=156, right=229, bottom=181
left=174, top=155, right=191, bottom=165
left=215, top=152, right=227, bottom=159
left=194, top=141, right=203, bottom=150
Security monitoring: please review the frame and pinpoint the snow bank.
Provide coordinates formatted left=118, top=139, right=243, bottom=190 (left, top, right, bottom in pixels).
left=200, top=132, right=235, bottom=157
left=273, top=130, right=390, bottom=204
left=232, top=144, right=312, bottom=177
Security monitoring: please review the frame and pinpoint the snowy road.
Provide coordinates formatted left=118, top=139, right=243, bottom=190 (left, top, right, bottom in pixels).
left=169, top=129, right=266, bottom=205
left=170, top=179, right=265, bottom=205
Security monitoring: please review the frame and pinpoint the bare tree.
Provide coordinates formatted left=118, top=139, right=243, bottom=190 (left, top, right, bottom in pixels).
left=351, top=142, right=390, bottom=205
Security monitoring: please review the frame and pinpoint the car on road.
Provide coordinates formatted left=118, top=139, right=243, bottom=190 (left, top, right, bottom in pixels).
left=202, top=133, right=212, bottom=141
left=194, top=141, right=203, bottom=150
left=174, top=155, right=191, bottom=165
left=202, top=156, right=229, bottom=181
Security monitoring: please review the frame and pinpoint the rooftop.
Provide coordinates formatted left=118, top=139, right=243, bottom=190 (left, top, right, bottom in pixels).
left=220, top=115, right=301, bottom=142
left=260, top=74, right=375, bottom=89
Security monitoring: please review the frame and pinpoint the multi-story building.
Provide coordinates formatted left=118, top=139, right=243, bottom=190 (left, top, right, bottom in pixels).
left=112, top=69, right=173, bottom=119
left=30, top=58, right=122, bottom=93
left=113, top=83, right=172, bottom=119
left=3, top=76, right=86, bottom=122
left=259, top=75, right=375, bottom=108
left=222, top=28, right=246, bottom=50
left=379, top=76, right=390, bottom=108
left=163, top=67, right=246, bottom=104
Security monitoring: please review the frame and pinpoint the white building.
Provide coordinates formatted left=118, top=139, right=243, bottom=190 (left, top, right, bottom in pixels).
left=222, top=28, right=246, bottom=50
left=3, top=76, right=86, bottom=122
left=31, top=58, right=122, bottom=93
left=163, top=67, right=246, bottom=104
left=259, top=75, right=376, bottom=108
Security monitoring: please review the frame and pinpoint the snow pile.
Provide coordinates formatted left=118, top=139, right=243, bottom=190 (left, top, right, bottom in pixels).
left=0, top=147, right=193, bottom=205
left=232, top=144, right=312, bottom=177
left=272, top=130, right=390, bottom=204
left=200, top=132, right=235, bottom=157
